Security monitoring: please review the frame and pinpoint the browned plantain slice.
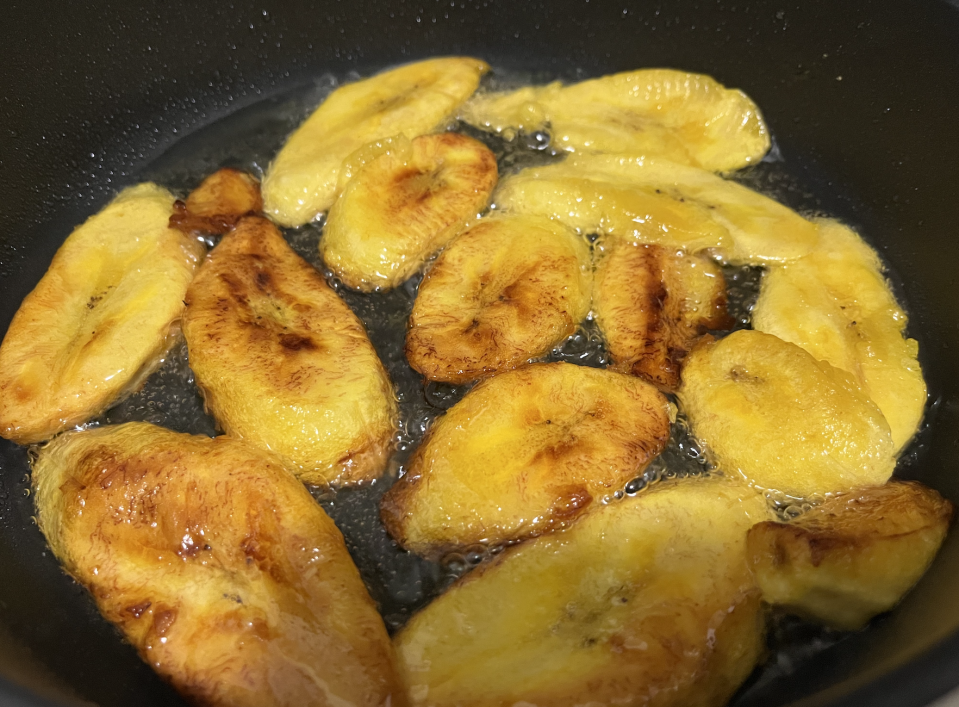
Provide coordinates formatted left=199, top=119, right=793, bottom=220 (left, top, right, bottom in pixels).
left=747, top=481, right=953, bottom=630
left=0, top=184, right=204, bottom=444
left=182, top=216, right=397, bottom=486
left=394, top=476, right=771, bottom=707
left=33, top=422, right=406, bottom=707
left=322, top=132, right=498, bottom=291
left=594, top=240, right=731, bottom=391
left=169, top=168, right=263, bottom=235
left=679, top=330, right=896, bottom=498
left=381, top=362, right=670, bottom=558
left=406, top=214, right=592, bottom=383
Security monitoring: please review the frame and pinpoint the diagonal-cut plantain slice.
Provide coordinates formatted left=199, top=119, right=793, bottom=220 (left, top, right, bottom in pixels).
left=322, top=132, right=498, bottom=291
left=406, top=214, right=591, bottom=383
left=0, top=184, right=205, bottom=444
left=394, top=476, right=771, bottom=707
left=182, top=215, right=397, bottom=486
left=381, top=362, right=670, bottom=558
left=594, top=240, right=731, bottom=391
left=169, top=168, right=263, bottom=236
left=752, top=219, right=926, bottom=453
left=494, top=154, right=820, bottom=264
left=262, top=57, right=489, bottom=227
left=748, top=481, right=953, bottom=630
left=679, top=330, right=896, bottom=499
left=460, top=68, right=770, bottom=171
left=32, top=422, right=405, bottom=707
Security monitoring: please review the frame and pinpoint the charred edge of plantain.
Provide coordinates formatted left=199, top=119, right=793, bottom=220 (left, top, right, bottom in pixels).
left=748, top=481, right=956, bottom=569
left=607, top=245, right=733, bottom=393
left=169, top=168, right=264, bottom=236
left=379, top=430, right=432, bottom=552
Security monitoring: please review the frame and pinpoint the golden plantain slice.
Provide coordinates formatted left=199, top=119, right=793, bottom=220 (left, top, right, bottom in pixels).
left=752, top=219, right=926, bottom=453
left=169, top=168, right=263, bottom=236
left=182, top=216, right=397, bottom=486
left=678, top=330, right=896, bottom=499
left=460, top=68, right=770, bottom=171
left=394, top=476, right=771, bottom=707
left=33, top=422, right=405, bottom=707
left=748, top=481, right=953, bottom=630
left=381, top=362, right=670, bottom=558
left=262, top=57, right=489, bottom=226
left=494, top=154, right=820, bottom=263
left=406, top=215, right=591, bottom=383
left=322, top=132, right=498, bottom=291
left=0, top=184, right=204, bottom=444
left=594, top=240, right=731, bottom=391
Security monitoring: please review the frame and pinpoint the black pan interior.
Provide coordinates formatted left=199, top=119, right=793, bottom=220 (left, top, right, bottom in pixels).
left=1, top=1, right=959, bottom=706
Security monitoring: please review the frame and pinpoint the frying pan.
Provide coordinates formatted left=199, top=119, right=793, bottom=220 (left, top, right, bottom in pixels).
left=2, top=0, right=959, bottom=705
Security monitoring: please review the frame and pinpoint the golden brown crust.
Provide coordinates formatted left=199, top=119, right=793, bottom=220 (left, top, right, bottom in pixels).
left=747, top=481, right=954, bottom=629
left=32, top=422, right=405, bottom=707
left=169, top=168, right=263, bottom=235
left=594, top=242, right=731, bottom=391
left=182, top=216, right=397, bottom=485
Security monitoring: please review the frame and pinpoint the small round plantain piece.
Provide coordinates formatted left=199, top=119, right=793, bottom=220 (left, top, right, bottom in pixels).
left=322, top=132, right=498, bottom=292
left=182, top=215, right=397, bottom=486
left=406, top=214, right=591, bottom=384
left=169, top=168, right=263, bottom=236
left=381, top=362, right=671, bottom=558
left=593, top=240, right=731, bottom=391
left=747, top=481, right=954, bottom=630
left=678, top=330, right=896, bottom=499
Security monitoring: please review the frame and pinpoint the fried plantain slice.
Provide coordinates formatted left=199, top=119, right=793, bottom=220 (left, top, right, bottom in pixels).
left=594, top=241, right=731, bottom=391
left=169, top=168, right=263, bottom=236
left=460, top=68, right=769, bottom=171
left=182, top=216, right=397, bottom=486
left=752, top=219, right=926, bottom=453
left=381, top=362, right=670, bottom=558
left=678, top=330, right=896, bottom=498
left=0, top=184, right=204, bottom=444
left=748, top=481, right=953, bottom=630
left=495, top=154, right=820, bottom=264
left=394, top=476, right=771, bottom=707
left=321, top=132, right=498, bottom=291
left=405, top=215, right=591, bottom=383
left=262, top=57, right=489, bottom=226
left=32, top=422, right=405, bottom=707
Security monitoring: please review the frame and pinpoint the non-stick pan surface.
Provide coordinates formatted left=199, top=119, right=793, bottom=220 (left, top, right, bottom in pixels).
left=2, top=1, right=959, bottom=705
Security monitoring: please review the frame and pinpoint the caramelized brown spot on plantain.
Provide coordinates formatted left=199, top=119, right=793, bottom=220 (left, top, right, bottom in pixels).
left=169, top=168, right=263, bottom=236
left=278, top=333, right=316, bottom=351
left=550, top=485, right=593, bottom=520
left=152, top=607, right=178, bottom=637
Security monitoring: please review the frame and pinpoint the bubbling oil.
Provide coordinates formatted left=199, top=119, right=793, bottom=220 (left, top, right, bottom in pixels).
left=93, top=67, right=849, bottom=682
